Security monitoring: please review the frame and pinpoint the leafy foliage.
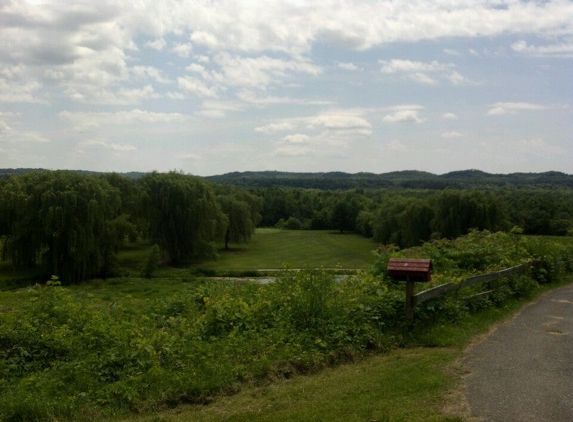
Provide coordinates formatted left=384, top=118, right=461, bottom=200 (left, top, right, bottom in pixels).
left=216, top=190, right=262, bottom=249
left=142, top=244, right=161, bottom=278
left=1, top=231, right=571, bottom=420
left=0, top=172, right=123, bottom=283
left=140, top=172, right=227, bottom=263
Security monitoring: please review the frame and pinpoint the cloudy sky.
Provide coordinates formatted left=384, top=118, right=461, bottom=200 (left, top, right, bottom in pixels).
left=1, top=0, right=572, bottom=176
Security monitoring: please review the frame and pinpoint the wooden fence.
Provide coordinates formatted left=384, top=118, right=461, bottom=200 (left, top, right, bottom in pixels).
left=406, top=259, right=573, bottom=320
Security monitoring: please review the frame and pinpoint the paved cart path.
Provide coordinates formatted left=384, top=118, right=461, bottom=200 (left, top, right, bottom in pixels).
left=463, top=284, right=573, bottom=421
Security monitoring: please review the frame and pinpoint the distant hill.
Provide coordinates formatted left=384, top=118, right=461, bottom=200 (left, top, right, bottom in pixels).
left=0, top=168, right=146, bottom=180
left=204, top=170, right=573, bottom=190
left=2, top=168, right=573, bottom=190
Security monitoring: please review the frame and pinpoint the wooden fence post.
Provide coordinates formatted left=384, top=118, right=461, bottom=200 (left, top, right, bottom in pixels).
left=405, top=276, right=415, bottom=320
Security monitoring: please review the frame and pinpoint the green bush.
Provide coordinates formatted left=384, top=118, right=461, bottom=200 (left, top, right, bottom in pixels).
left=141, top=244, right=161, bottom=278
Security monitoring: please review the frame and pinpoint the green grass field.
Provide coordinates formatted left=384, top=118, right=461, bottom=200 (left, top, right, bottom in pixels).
left=114, top=229, right=379, bottom=277
left=195, top=228, right=378, bottom=271
left=0, top=229, right=378, bottom=291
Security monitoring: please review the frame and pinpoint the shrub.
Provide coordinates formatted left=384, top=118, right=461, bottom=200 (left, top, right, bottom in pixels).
left=141, top=244, right=161, bottom=278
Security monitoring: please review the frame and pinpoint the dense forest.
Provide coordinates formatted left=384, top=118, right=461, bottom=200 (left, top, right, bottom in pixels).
left=204, top=169, right=573, bottom=190
left=3, top=168, right=573, bottom=190
left=1, top=169, right=573, bottom=284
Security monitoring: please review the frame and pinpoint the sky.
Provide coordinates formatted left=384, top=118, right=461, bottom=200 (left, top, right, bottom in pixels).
left=1, top=0, right=572, bottom=176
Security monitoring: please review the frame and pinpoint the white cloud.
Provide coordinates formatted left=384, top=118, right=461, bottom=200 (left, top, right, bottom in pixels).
left=282, top=134, right=312, bottom=144
left=411, top=73, right=439, bottom=85
left=441, top=131, right=463, bottom=138
left=65, top=81, right=160, bottom=105
left=59, top=109, right=190, bottom=131
left=172, top=43, right=193, bottom=58
left=180, top=153, right=202, bottom=161
left=0, top=120, right=12, bottom=134
left=0, top=112, right=49, bottom=144
left=487, top=102, right=546, bottom=115
left=258, top=110, right=372, bottom=136
left=273, top=144, right=311, bottom=157
left=236, top=91, right=296, bottom=105
left=166, top=91, right=186, bottom=100
left=261, top=110, right=373, bottom=158
left=190, top=31, right=220, bottom=50
left=337, top=61, right=360, bottom=71
left=385, top=104, right=425, bottom=111
left=79, top=139, right=137, bottom=152
left=177, top=76, right=219, bottom=98
left=0, top=77, right=47, bottom=103
left=196, top=110, right=226, bottom=118
left=195, top=101, right=244, bottom=118
left=145, top=38, right=166, bottom=50
left=213, top=53, right=322, bottom=89
left=384, top=140, right=412, bottom=153
left=3, top=0, right=573, bottom=71
left=173, top=54, right=324, bottom=105
left=255, top=122, right=296, bottom=133
left=380, top=60, right=452, bottom=74
left=448, top=71, right=472, bottom=85
left=443, top=49, right=460, bottom=56
left=147, top=1, right=572, bottom=55
left=308, top=114, right=372, bottom=131
left=512, top=40, right=573, bottom=57
left=442, top=113, right=458, bottom=120
left=383, top=110, right=425, bottom=123
left=186, top=63, right=212, bottom=80
left=236, top=90, right=334, bottom=106
left=0, top=130, right=50, bottom=144
left=130, top=66, right=171, bottom=84
left=194, top=55, right=210, bottom=63
left=379, top=59, right=471, bottom=85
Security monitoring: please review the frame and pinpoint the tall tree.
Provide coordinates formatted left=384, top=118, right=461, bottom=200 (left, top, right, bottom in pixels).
left=330, top=196, right=359, bottom=233
left=0, top=171, right=122, bottom=283
left=215, top=188, right=262, bottom=249
left=218, top=195, right=253, bottom=249
left=140, top=172, right=226, bottom=263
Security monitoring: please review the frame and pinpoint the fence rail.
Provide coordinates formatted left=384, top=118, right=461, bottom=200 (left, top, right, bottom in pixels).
left=406, top=258, right=573, bottom=319
left=413, top=263, right=528, bottom=307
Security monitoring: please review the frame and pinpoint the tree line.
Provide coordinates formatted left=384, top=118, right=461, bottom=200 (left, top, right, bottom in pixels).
left=204, top=169, right=573, bottom=190
left=1, top=170, right=572, bottom=283
left=257, top=186, right=573, bottom=244
left=0, top=171, right=261, bottom=283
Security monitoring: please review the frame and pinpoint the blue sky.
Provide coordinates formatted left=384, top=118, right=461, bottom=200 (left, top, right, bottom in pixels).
left=1, top=0, right=572, bottom=176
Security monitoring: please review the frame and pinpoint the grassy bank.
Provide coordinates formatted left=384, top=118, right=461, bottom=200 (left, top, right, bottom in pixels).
left=123, top=278, right=573, bottom=422
left=125, top=348, right=460, bottom=422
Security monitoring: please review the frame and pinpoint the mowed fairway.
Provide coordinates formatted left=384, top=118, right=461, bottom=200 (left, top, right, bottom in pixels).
left=194, top=229, right=379, bottom=271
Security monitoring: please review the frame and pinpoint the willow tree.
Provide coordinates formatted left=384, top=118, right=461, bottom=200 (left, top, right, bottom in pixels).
left=431, top=190, right=507, bottom=239
left=217, top=191, right=263, bottom=249
left=0, top=171, right=122, bottom=283
left=140, top=172, right=226, bottom=263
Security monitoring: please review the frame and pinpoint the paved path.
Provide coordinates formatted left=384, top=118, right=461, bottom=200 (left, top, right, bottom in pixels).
left=463, top=285, right=573, bottom=421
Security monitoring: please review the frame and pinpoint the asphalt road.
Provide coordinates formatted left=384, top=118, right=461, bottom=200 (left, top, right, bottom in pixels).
left=463, top=284, right=573, bottom=421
